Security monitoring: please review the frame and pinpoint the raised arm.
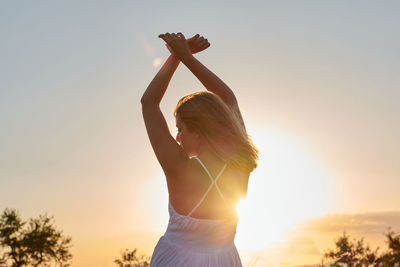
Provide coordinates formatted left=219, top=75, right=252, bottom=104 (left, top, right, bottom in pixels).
left=141, top=34, right=208, bottom=104
left=141, top=33, right=212, bottom=176
left=181, top=54, right=245, bottom=128
left=141, top=54, right=180, bottom=105
left=141, top=54, right=188, bottom=175
left=182, top=55, right=237, bottom=106
left=159, top=32, right=245, bottom=129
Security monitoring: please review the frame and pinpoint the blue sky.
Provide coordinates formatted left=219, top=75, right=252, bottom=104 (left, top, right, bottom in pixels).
left=1, top=1, right=399, bottom=266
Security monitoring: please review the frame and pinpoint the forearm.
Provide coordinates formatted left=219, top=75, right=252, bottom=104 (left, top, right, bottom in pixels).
left=141, top=55, right=180, bottom=105
left=181, top=54, right=236, bottom=104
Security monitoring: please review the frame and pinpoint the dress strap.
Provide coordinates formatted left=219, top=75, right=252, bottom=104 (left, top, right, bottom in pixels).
left=187, top=156, right=228, bottom=217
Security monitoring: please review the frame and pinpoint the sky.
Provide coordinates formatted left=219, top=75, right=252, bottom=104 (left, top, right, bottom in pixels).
left=1, top=1, right=399, bottom=266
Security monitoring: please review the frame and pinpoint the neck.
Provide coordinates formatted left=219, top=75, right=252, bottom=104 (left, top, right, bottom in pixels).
left=195, top=146, right=225, bottom=168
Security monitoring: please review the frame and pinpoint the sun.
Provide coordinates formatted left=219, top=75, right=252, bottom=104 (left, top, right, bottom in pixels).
left=235, top=128, right=337, bottom=251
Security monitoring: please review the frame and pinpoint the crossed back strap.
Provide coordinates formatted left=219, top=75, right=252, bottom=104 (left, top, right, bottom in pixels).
left=187, top=156, right=228, bottom=217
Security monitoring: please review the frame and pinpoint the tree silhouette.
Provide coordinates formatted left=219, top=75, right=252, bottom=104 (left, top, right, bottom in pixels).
left=375, top=228, right=400, bottom=267
left=319, top=228, right=400, bottom=267
left=0, top=208, right=72, bottom=267
left=114, top=248, right=150, bottom=267
left=319, top=231, right=378, bottom=266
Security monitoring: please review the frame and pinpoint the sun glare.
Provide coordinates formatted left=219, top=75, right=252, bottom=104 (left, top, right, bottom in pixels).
left=142, top=172, right=169, bottom=233
left=235, top=128, right=337, bottom=251
left=141, top=128, right=337, bottom=252
left=152, top=57, right=162, bottom=68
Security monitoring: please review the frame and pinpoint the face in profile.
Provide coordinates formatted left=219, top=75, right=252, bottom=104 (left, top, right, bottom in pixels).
left=175, top=115, right=200, bottom=157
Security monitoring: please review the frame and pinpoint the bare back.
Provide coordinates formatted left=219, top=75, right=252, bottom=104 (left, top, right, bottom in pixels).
left=167, top=156, right=249, bottom=220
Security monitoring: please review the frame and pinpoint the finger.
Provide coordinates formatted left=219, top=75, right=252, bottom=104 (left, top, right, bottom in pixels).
left=177, top=32, right=186, bottom=39
left=170, top=34, right=180, bottom=44
left=200, top=42, right=209, bottom=49
left=189, top=34, right=199, bottom=40
left=164, top=32, right=172, bottom=40
left=159, top=33, right=172, bottom=43
left=195, top=37, right=204, bottom=45
left=171, top=33, right=179, bottom=42
left=187, top=34, right=199, bottom=42
left=199, top=39, right=208, bottom=46
left=159, top=35, right=168, bottom=43
left=201, top=39, right=210, bottom=47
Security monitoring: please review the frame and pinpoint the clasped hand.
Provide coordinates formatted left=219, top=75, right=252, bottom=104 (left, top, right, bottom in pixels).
left=158, top=32, right=210, bottom=60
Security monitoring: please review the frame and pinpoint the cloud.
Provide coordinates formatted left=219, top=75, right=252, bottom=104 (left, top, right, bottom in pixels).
left=245, top=210, right=400, bottom=267
left=298, top=210, right=400, bottom=235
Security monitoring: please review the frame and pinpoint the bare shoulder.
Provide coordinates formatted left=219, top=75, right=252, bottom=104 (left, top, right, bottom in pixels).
left=164, top=157, right=197, bottom=193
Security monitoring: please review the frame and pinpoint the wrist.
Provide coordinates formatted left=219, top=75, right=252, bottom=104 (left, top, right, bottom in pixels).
left=169, top=53, right=180, bottom=62
left=180, top=53, right=195, bottom=64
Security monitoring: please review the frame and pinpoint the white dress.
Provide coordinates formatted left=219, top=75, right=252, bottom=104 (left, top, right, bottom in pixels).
left=150, top=156, right=243, bottom=267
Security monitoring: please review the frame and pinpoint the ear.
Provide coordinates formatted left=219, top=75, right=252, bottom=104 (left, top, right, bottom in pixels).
left=195, top=132, right=204, bottom=147
left=193, top=131, right=201, bottom=140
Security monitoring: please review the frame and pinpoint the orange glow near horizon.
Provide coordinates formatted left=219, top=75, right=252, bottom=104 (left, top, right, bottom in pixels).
left=138, top=128, right=338, bottom=254
left=235, top=128, right=337, bottom=251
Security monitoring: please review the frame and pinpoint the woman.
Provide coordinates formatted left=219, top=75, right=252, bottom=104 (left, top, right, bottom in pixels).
left=141, top=32, right=258, bottom=267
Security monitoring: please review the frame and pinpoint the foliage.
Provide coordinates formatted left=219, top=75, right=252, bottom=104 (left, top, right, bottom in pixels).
left=375, top=228, right=400, bottom=267
left=0, top=208, right=72, bottom=267
left=319, top=228, right=400, bottom=267
left=114, top=248, right=150, bottom=267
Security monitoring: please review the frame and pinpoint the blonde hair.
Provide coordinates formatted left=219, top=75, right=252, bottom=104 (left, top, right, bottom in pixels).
left=174, top=91, right=259, bottom=173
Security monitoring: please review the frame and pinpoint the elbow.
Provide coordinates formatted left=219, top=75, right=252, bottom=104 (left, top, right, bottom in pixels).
left=140, top=96, right=147, bottom=105
left=140, top=96, right=158, bottom=107
left=140, top=94, right=150, bottom=105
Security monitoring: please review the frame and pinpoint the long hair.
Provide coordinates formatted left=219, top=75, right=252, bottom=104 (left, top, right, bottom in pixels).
left=174, top=91, right=259, bottom=173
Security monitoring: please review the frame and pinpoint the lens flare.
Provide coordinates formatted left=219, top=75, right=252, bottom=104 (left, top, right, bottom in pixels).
left=152, top=57, right=162, bottom=68
left=235, top=128, right=337, bottom=251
